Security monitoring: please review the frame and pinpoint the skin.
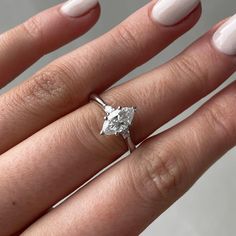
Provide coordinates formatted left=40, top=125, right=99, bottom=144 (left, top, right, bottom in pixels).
left=0, top=1, right=235, bottom=235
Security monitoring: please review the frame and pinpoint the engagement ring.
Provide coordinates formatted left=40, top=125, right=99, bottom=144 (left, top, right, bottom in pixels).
left=90, top=94, right=136, bottom=153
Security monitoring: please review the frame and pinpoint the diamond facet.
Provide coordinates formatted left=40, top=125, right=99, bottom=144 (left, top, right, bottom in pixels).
left=101, top=107, right=135, bottom=135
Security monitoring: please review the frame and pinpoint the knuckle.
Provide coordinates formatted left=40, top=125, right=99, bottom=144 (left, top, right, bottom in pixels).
left=20, top=63, right=75, bottom=112
left=22, top=15, right=44, bottom=50
left=129, top=143, right=187, bottom=204
left=112, top=22, right=143, bottom=56
left=201, top=101, right=235, bottom=143
left=170, top=54, right=207, bottom=92
left=0, top=31, right=11, bottom=51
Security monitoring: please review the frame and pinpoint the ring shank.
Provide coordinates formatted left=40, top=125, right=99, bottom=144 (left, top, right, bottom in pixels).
left=90, top=94, right=136, bottom=154
left=90, top=94, right=107, bottom=108
left=125, top=135, right=136, bottom=153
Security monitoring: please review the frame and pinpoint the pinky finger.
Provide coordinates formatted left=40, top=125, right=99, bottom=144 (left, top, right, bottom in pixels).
left=22, top=80, right=236, bottom=235
left=0, top=0, right=100, bottom=88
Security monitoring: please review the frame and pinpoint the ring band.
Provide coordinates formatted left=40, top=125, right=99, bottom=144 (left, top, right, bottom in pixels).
left=90, top=94, right=136, bottom=153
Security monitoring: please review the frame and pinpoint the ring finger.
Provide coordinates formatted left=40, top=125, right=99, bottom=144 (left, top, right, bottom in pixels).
left=24, top=75, right=236, bottom=236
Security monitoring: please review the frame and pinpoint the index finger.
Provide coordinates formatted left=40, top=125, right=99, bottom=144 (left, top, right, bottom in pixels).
left=0, top=0, right=100, bottom=87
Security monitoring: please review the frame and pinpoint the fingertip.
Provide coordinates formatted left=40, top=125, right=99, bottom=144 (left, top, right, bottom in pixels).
left=60, top=0, right=99, bottom=18
left=37, top=3, right=101, bottom=52
left=58, top=1, right=101, bottom=24
left=148, top=0, right=202, bottom=31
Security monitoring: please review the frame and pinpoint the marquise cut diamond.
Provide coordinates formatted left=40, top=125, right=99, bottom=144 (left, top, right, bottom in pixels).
left=101, top=107, right=135, bottom=135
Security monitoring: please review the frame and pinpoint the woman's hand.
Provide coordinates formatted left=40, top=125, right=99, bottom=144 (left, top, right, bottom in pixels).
left=0, top=0, right=236, bottom=235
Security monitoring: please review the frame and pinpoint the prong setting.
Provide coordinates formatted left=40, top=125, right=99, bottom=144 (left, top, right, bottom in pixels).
left=90, top=94, right=136, bottom=153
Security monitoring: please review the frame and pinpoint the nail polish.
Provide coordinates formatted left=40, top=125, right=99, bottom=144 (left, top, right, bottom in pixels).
left=151, top=0, right=200, bottom=26
left=60, top=0, right=98, bottom=18
left=213, top=15, right=236, bottom=56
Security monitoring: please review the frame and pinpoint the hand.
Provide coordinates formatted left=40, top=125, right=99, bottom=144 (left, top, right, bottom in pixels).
left=0, top=0, right=235, bottom=235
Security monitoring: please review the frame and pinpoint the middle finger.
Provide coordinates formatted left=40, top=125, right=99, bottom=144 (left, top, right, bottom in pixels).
left=0, top=0, right=201, bottom=153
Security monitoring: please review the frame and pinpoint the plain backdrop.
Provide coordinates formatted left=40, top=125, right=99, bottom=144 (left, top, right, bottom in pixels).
left=0, top=0, right=236, bottom=235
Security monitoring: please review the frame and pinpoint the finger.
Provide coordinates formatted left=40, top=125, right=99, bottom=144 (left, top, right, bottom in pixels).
left=0, top=0, right=201, bottom=153
left=22, top=80, right=236, bottom=236
left=0, top=14, right=235, bottom=235
left=0, top=0, right=100, bottom=87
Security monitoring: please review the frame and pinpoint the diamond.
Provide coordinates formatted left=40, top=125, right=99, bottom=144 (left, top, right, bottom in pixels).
left=104, top=105, right=114, bottom=113
left=101, top=107, right=135, bottom=135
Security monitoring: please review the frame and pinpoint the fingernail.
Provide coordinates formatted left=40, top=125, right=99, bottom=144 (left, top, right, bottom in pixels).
left=151, top=0, right=200, bottom=26
left=213, top=15, right=236, bottom=56
left=60, top=0, right=98, bottom=18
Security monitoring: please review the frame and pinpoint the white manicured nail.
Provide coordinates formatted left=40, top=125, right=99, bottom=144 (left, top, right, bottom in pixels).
left=213, top=15, right=236, bottom=56
left=151, top=0, right=200, bottom=26
left=60, top=0, right=98, bottom=17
